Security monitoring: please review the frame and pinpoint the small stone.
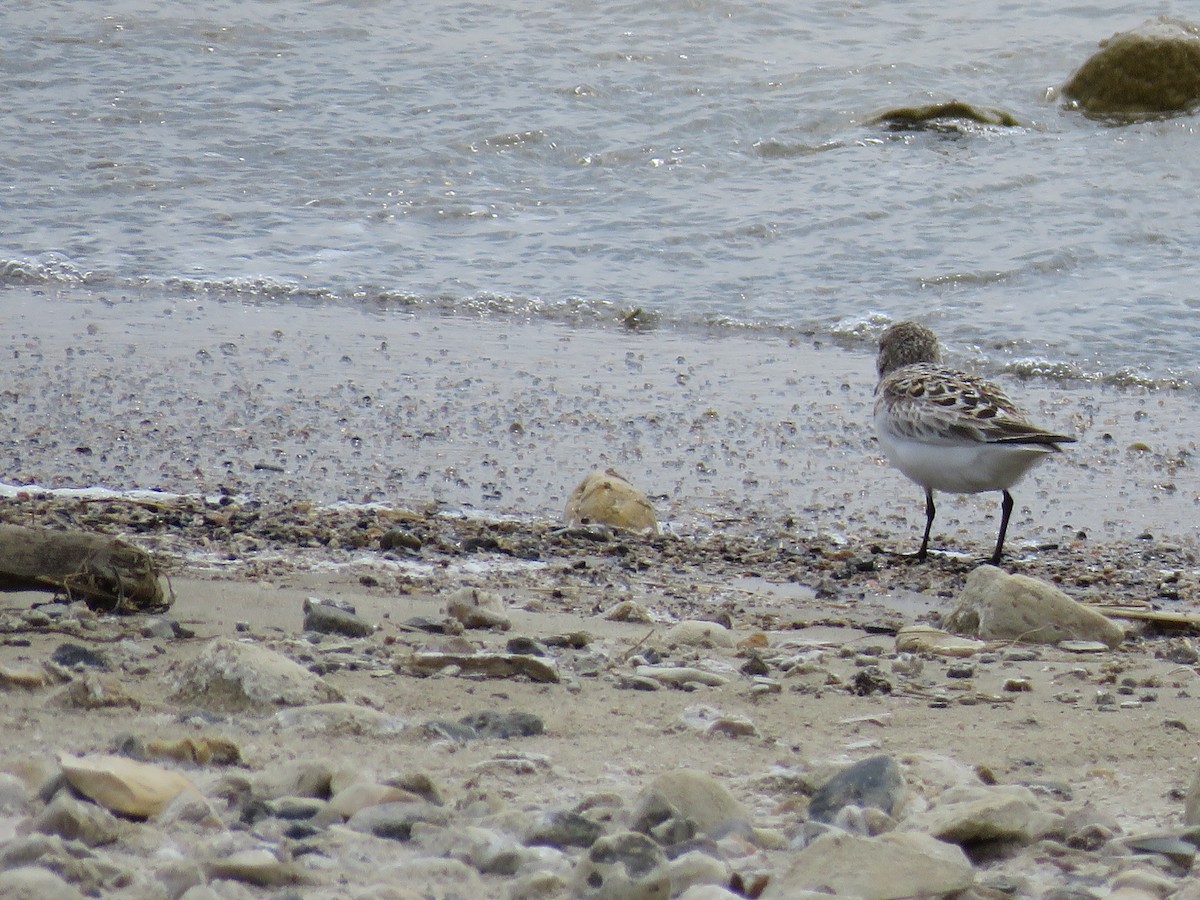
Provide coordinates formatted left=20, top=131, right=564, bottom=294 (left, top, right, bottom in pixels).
left=851, top=667, right=892, bottom=696
left=946, top=663, right=975, bottom=679
left=458, top=710, right=545, bottom=740
left=405, top=651, right=559, bottom=683
left=570, top=830, right=669, bottom=899
left=31, top=792, right=124, bottom=846
left=664, top=621, right=735, bottom=649
left=302, top=598, right=375, bottom=638
left=895, top=625, right=985, bottom=658
left=205, top=848, right=310, bottom=888
left=606, top=600, right=655, bottom=623
left=526, top=809, right=605, bottom=849
left=808, top=755, right=905, bottom=824
left=634, top=666, right=727, bottom=688
left=630, top=769, right=748, bottom=838
left=1004, top=678, right=1033, bottom=693
left=50, top=643, right=108, bottom=670
left=347, top=800, right=452, bottom=841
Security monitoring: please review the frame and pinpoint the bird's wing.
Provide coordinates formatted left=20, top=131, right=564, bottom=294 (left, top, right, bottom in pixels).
left=878, top=365, right=1076, bottom=448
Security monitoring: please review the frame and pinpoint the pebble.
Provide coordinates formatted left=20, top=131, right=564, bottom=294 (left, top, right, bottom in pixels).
left=302, top=597, right=375, bottom=638
left=634, top=666, right=728, bottom=689
left=807, top=755, right=905, bottom=823
left=570, top=830, right=670, bottom=899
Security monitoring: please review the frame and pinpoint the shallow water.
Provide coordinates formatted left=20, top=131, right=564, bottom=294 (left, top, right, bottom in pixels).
left=4, top=1, right=1200, bottom=385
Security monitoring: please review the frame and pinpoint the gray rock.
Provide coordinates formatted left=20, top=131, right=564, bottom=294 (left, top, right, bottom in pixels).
left=250, top=761, right=334, bottom=801
left=762, top=830, right=974, bottom=899
left=905, top=784, right=1062, bottom=847
left=460, top=710, right=544, bottom=739
left=50, top=643, right=108, bottom=670
left=424, top=710, right=544, bottom=742
left=412, top=822, right=525, bottom=875
left=302, top=598, right=374, bottom=638
left=571, top=830, right=670, bottom=899
left=945, top=566, right=1124, bottom=649
left=169, top=638, right=344, bottom=712
left=526, top=809, right=605, bottom=849
left=808, top=755, right=905, bottom=824
left=31, top=792, right=123, bottom=847
left=0, top=866, right=87, bottom=900
left=347, top=800, right=452, bottom=841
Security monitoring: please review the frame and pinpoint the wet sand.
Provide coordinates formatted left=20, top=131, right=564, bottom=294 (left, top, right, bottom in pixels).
left=3, top=283, right=1198, bottom=553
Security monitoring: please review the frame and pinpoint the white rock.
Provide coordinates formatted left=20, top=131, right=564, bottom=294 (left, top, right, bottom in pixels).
left=445, top=587, right=512, bottom=630
left=664, top=621, right=735, bottom=648
left=944, top=565, right=1124, bottom=649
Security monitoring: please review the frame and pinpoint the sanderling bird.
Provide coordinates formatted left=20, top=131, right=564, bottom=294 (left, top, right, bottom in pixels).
left=874, top=321, right=1076, bottom=564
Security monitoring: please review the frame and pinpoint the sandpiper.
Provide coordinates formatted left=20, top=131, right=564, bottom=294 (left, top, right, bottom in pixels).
left=874, top=321, right=1076, bottom=563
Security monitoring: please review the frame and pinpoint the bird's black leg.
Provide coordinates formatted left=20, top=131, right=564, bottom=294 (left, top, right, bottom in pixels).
left=917, top=488, right=935, bottom=561
left=991, top=489, right=1014, bottom=565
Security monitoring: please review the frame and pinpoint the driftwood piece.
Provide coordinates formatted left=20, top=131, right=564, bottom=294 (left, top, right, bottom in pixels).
left=1096, top=606, right=1200, bottom=632
left=0, top=524, right=170, bottom=613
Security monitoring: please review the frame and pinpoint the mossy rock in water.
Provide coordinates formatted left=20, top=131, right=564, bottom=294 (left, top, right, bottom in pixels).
left=869, top=100, right=1019, bottom=131
left=1063, top=17, right=1200, bottom=118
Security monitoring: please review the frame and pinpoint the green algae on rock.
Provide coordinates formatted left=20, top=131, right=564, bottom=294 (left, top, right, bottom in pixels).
left=1063, top=17, right=1200, bottom=119
left=868, top=101, right=1019, bottom=131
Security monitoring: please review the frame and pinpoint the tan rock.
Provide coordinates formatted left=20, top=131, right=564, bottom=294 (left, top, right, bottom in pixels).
left=630, top=769, right=748, bottom=837
left=58, top=753, right=198, bottom=819
left=565, top=469, right=658, bottom=534
left=944, top=565, right=1124, bottom=649
left=763, top=830, right=974, bottom=899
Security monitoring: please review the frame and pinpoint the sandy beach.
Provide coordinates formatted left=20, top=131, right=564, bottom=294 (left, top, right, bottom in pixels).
left=1, top=289, right=1200, bottom=897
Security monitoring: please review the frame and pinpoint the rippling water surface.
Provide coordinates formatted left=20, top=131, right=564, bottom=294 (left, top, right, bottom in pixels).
left=3, top=0, right=1198, bottom=384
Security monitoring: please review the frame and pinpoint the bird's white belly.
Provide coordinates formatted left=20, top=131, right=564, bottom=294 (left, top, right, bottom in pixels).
left=876, top=427, right=1054, bottom=494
